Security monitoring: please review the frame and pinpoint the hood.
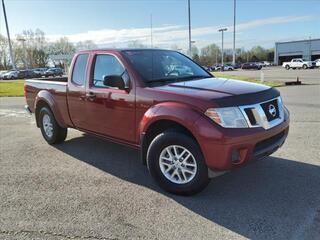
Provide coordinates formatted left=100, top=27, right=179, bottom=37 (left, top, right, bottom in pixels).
left=153, top=77, right=279, bottom=107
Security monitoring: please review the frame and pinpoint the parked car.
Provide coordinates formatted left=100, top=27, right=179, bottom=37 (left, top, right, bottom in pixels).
left=232, top=63, right=241, bottom=69
left=212, top=64, right=234, bottom=71
left=282, top=58, right=316, bottom=70
left=261, top=61, right=271, bottom=67
left=2, top=70, right=19, bottom=79
left=223, top=64, right=234, bottom=71
left=18, top=70, right=38, bottom=79
left=25, top=49, right=290, bottom=195
left=33, top=68, right=48, bottom=77
left=314, top=59, right=320, bottom=68
left=241, top=62, right=262, bottom=70
left=0, top=70, right=8, bottom=80
left=202, top=66, right=212, bottom=71
left=44, top=67, right=64, bottom=77
left=211, top=64, right=221, bottom=71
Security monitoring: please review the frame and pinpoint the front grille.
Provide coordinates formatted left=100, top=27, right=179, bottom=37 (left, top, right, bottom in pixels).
left=244, top=108, right=257, bottom=125
left=260, top=99, right=279, bottom=121
left=239, top=96, right=284, bottom=130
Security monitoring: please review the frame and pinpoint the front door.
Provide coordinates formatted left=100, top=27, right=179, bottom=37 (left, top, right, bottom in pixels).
left=84, top=54, right=136, bottom=142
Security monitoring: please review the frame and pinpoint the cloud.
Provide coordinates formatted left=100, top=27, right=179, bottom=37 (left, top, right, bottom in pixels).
left=46, top=15, right=314, bottom=49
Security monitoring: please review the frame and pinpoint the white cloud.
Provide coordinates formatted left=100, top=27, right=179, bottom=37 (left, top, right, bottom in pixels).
left=46, top=15, right=314, bottom=49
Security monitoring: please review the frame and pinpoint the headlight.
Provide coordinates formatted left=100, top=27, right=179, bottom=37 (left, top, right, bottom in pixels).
left=205, top=107, right=248, bottom=128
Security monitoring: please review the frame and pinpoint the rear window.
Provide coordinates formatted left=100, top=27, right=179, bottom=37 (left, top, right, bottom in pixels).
left=72, top=54, right=88, bottom=85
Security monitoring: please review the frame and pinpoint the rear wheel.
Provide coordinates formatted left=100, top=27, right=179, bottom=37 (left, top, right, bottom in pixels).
left=39, top=107, right=67, bottom=144
left=147, top=131, right=209, bottom=195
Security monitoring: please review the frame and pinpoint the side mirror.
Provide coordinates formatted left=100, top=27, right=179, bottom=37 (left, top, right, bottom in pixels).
left=103, top=75, right=127, bottom=90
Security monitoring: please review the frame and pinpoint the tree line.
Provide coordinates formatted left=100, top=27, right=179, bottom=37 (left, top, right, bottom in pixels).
left=0, top=28, right=275, bottom=70
left=190, top=44, right=274, bottom=66
left=0, top=29, right=97, bottom=70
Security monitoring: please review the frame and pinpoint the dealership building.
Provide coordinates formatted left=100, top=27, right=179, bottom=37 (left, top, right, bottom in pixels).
left=274, top=38, right=320, bottom=65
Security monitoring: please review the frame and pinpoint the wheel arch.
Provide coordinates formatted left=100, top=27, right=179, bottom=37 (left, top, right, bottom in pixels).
left=34, top=90, right=67, bottom=128
left=139, top=102, right=203, bottom=165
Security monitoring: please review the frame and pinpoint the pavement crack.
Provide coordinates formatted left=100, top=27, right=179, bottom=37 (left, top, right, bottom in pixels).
left=0, top=229, right=117, bottom=240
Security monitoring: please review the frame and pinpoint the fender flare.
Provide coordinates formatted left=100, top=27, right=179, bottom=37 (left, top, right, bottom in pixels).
left=139, top=102, right=202, bottom=138
left=138, top=102, right=204, bottom=164
left=34, top=90, right=67, bottom=128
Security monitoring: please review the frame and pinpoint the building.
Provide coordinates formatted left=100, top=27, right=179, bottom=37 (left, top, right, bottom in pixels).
left=274, top=38, right=320, bottom=65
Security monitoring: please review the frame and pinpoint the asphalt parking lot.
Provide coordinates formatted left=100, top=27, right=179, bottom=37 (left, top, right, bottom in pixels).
left=215, top=66, right=319, bottom=84
left=0, top=84, right=319, bottom=239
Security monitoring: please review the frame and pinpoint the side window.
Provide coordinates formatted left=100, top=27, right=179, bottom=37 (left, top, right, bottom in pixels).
left=72, top=54, right=88, bottom=86
left=93, top=54, right=125, bottom=88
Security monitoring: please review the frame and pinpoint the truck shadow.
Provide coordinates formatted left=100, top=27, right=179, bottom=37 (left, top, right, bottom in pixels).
left=55, top=133, right=320, bottom=239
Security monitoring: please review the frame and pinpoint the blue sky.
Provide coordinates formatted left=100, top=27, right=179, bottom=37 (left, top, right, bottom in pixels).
left=1, top=0, right=319, bottom=51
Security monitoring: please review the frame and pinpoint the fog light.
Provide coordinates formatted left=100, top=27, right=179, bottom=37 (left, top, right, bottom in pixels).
left=231, top=148, right=248, bottom=164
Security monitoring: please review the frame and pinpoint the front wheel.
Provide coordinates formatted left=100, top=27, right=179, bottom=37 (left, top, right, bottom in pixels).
left=147, top=131, right=209, bottom=195
left=303, top=64, right=308, bottom=69
left=39, top=107, right=67, bottom=144
left=285, top=65, right=290, bottom=70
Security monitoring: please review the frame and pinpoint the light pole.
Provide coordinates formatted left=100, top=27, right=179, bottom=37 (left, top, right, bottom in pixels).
left=232, top=0, right=236, bottom=65
left=2, top=0, right=16, bottom=70
left=218, top=28, right=228, bottom=70
left=188, top=0, right=192, bottom=57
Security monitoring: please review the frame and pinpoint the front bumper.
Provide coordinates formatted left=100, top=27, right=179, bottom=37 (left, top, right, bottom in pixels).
left=25, top=105, right=32, bottom=115
left=194, top=111, right=290, bottom=171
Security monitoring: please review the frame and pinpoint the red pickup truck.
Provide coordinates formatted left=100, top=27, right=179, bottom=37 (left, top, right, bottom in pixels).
left=25, top=49, right=289, bottom=195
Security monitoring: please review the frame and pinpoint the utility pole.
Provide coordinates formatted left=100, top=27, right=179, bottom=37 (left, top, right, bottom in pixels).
left=218, top=28, right=228, bottom=69
left=232, top=0, right=236, bottom=65
left=150, top=14, right=153, bottom=48
left=188, top=0, right=192, bottom=57
left=2, top=0, right=16, bottom=70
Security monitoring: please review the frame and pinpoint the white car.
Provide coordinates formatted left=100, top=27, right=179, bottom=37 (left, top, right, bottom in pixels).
left=223, top=65, right=234, bottom=71
left=2, top=70, right=19, bottom=79
left=282, top=58, right=316, bottom=70
left=0, top=70, right=8, bottom=80
left=262, top=61, right=271, bottom=67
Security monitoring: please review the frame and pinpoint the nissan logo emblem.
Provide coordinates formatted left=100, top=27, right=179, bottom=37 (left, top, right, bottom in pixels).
left=268, top=104, right=277, bottom=117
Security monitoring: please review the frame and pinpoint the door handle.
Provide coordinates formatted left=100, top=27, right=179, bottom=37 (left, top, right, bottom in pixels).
left=86, top=92, right=96, bottom=101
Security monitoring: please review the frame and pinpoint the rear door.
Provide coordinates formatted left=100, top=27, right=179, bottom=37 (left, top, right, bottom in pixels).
left=84, top=53, right=136, bottom=142
left=67, top=53, right=90, bottom=129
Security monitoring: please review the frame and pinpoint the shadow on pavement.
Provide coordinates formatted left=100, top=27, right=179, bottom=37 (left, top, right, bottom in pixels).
left=55, top=133, right=320, bottom=239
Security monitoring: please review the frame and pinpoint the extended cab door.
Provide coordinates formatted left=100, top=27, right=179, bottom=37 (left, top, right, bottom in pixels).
left=84, top=53, right=136, bottom=142
left=67, top=53, right=90, bottom=129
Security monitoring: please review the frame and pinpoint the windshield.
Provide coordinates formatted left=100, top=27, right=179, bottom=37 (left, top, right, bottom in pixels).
left=122, top=50, right=210, bottom=83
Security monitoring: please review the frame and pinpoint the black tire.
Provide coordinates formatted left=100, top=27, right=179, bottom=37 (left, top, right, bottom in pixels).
left=39, top=107, right=67, bottom=144
left=303, top=64, right=307, bottom=69
left=147, top=131, right=209, bottom=195
left=285, top=65, right=290, bottom=70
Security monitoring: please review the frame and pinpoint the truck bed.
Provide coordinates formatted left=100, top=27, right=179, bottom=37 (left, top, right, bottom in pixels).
left=25, top=77, right=70, bottom=125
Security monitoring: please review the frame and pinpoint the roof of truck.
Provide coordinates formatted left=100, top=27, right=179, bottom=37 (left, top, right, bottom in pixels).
left=77, top=48, right=174, bottom=53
